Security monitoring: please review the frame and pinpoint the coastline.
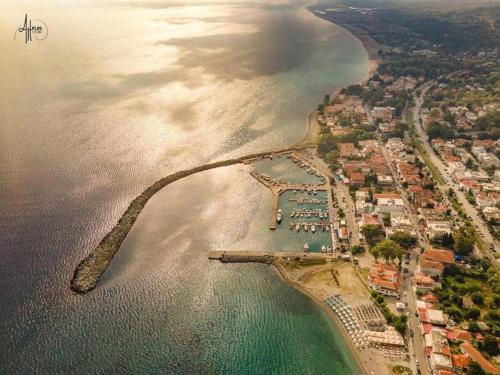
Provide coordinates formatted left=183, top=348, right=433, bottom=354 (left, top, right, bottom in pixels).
left=273, top=262, right=372, bottom=375
left=71, top=10, right=382, bottom=374
left=337, top=22, right=381, bottom=79
left=311, top=10, right=381, bottom=80
left=70, top=147, right=303, bottom=294
left=275, top=14, right=385, bottom=375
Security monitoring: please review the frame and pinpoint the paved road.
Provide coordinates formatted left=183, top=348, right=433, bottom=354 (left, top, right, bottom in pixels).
left=365, top=104, right=430, bottom=375
left=411, top=85, right=500, bottom=257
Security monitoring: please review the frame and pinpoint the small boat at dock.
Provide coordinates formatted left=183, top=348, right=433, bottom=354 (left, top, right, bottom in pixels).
left=295, top=223, right=300, bottom=232
left=321, top=245, right=326, bottom=253
left=277, top=209, right=282, bottom=224
left=303, top=243, right=309, bottom=252
left=311, top=224, right=316, bottom=233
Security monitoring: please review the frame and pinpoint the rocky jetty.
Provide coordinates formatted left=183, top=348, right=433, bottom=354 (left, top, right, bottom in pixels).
left=71, top=147, right=302, bottom=294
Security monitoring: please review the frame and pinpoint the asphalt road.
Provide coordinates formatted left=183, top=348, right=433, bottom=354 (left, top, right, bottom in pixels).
left=412, top=85, right=500, bottom=257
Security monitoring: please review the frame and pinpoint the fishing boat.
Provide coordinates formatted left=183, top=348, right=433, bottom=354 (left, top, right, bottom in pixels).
left=311, top=224, right=316, bottom=233
left=277, top=209, right=282, bottom=224
left=321, top=245, right=327, bottom=253
left=303, top=243, right=309, bottom=253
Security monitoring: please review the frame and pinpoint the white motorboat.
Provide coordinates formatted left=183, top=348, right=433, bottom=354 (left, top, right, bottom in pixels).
left=295, top=223, right=300, bottom=232
left=304, top=223, right=308, bottom=232
left=277, top=209, right=282, bottom=224
left=321, top=245, right=327, bottom=253
left=303, top=243, right=309, bottom=252
left=311, top=224, right=316, bottom=233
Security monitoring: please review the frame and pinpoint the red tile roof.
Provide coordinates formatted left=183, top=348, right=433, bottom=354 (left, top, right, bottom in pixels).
left=424, top=292, right=439, bottom=303
left=422, top=247, right=455, bottom=265
left=461, top=342, right=499, bottom=374
left=362, top=213, right=380, bottom=226
left=420, top=259, right=445, bottom=272
left=368, top=263, right=401, bottom=291
left=451, top=329, right=472, bottom=342
left=452, top=354, right=471, bottom=368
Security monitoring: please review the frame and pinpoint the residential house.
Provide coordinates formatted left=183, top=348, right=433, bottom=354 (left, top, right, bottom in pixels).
left=368, top=263, right=401, bottom=297
left=460, top=343, right=499, bottom=374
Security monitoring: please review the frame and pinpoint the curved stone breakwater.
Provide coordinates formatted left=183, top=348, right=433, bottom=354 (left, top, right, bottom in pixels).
left=70, top=147, right=303, bottom=294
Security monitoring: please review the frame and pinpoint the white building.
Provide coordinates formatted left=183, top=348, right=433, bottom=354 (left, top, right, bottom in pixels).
left=374, top=194, right=405, bottom=214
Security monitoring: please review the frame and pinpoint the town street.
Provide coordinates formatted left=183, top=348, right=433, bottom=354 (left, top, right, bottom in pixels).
left=411, top=86, right=500, bottom=256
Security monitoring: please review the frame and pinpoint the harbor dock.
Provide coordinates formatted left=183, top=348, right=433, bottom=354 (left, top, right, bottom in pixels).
left=250, top=154, right=329, bottom=230
left=208, top=250, right=336, bottom=263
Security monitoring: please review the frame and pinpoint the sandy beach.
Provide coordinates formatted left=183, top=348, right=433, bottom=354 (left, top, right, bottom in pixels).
left=273, top=260, right=392, bottom=375
left=310, top=9, right=381, bottom=80
left=333, top=21, right=381, bottom=79
left=280, top=15, right=388, bottom=374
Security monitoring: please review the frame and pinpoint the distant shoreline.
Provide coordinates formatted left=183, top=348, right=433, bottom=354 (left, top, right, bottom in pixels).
left=311, top=10, right=381, bottom=80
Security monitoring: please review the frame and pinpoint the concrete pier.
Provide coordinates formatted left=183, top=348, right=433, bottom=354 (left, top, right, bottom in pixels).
left=208, top=250, right=337, bottom=263
left=250, top=164, right=329, bottom=230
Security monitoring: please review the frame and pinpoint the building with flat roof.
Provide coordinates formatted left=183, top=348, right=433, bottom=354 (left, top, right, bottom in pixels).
left=374, top=193, right=405, bottom=214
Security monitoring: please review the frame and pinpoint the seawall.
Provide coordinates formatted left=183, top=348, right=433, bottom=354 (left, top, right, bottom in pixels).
left=71, top=148, right=302, bottom=294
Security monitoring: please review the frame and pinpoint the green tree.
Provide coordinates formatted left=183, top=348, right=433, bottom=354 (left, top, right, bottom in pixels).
left=389, top=232, right=417, bottom=250
left=466, top=307, right=481, bottom=320
left=467, top=361, right=487, bottom=375
left=483, top=334, right=500, bottom=356
left=371, top=239, right=404, bottom=264
left=361, top=224, right=383, bottom=248
left=393, top=315, right=407, bottom=336
left=351, top=245, right=366, bottom=255
left=453, top=226, right=476, bottom=256
left=471, top=291, right=484, bottom=305
left=427, top=121, right=454, bottom=140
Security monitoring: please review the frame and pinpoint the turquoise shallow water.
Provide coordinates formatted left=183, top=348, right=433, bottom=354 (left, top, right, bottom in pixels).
left=0, top=0, right=367, bottom=373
